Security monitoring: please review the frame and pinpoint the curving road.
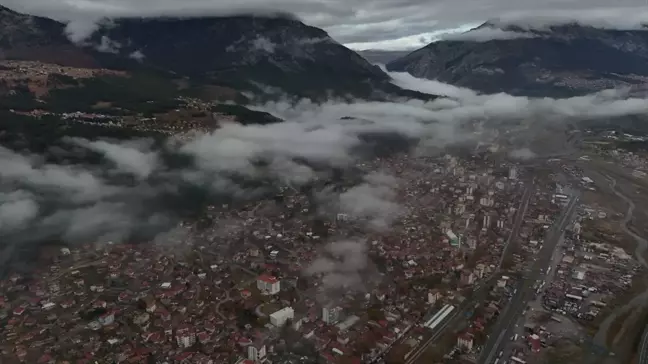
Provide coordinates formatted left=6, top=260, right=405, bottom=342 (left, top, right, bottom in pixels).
left=592, top=175, right=648, bottom=362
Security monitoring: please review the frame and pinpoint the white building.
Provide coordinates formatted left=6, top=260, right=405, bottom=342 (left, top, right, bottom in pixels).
left=509, top=166, right=518, bottom=180
left=175, top=325, right=196, bottom=348
left=428, top=290, right=442, bottom=304
left=322, top=306, right=342, bottom=324
left=247, top=342, right=267, bottom=361
left=482, top=215, right=491, bottom=230
left=257, top=275, right=280, bottom=295
left=475, top=264, right=485, bottom=279
left=573, top=222, right=582, bottom=235
left=270, top=307, right=294, bottom=327
left=479, top=197, right=494, bottom=207
left=98, top=311, right=115, bottom=326
left=573, top=270, right=586, bottom=280
left=336, top=213, right=349, bottom=222
left=457, top=331, right=474, bottom=351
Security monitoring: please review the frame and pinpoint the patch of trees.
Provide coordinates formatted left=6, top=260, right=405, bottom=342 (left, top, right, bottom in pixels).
left=0, top=86, right=41, bottom=111
left=47, top=73, right=79, bottom=87
left=211, top=103, right=282, bottom=125
left=44, top=73, right=185, bottom=114
left=0, top=111, right=162, bottom=158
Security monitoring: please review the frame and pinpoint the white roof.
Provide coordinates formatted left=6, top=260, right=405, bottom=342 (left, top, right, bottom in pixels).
left=270, top=307, right=294, bottom=318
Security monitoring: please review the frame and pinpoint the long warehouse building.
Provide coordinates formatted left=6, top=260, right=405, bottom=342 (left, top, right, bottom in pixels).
left=425, top=305, right=455, bottom=330
left=423, top=304, right=452, bottom=328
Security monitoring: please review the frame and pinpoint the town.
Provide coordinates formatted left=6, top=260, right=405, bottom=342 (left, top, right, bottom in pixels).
left=3, top=134, right=644, bottom=364
left=1, top=63, right=648, bottom=364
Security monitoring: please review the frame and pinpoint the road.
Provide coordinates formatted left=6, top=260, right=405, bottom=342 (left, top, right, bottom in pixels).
left=640, top=326, right=648, bottom=364
left=596, top=175, right=648, bottom=363
left=480, top=193, right=580, bottom=364
left=401, top=184, right=534, bottom=364
left=496, top=186, right=534, bottom=271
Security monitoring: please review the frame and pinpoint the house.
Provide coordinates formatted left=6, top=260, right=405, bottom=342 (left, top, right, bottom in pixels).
left=257, top=275, right=280, bottom=295
left=460, top=270, right=475, bottom=286
left=428, top=289, right=442, bottom=304
left=98, top=311, right=115, bottom=326
left=457, top=331, right=474, bottom=352
left=528, top=334, right=542, bottom=353
left=139, top=296, right=157, bottom=313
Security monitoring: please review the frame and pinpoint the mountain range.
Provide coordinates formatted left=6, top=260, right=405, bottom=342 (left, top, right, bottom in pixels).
left=386, top=22, right=648, bottom=97
left=1, top=4, right=648, bottom=101
left=0, top=5, right=423, bottom=101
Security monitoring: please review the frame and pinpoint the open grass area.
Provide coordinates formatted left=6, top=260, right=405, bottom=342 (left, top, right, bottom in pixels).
left=258, top=302, right=281, bottom=316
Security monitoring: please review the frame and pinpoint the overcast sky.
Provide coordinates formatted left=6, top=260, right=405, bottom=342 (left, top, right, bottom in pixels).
left=5, top=1, right=648, bottom=50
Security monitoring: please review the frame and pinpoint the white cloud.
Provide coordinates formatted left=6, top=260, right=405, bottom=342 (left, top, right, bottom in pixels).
left=2, top=72, right=648, bottom=250
left=386, top=70, right=648, bottom=122
left=251, top=37, right=277, bottom=53
left=95, top=35, right=121, bottom=53
left=509, top=147, right=536, bottom=160
left=69, top=137, right=160, bottom=179
left=345, top=24, right=478, bottom=51
left=0, top=191, right=39, bottom=232
left=491, top=8, right=648, bottom=31
left=129, top=49, right=145, bottom=61
left=304, top=239, right=371, bottom=292
left=441, top=28, right=536, bottom=42
left=0, top=146, right=114, bottom=202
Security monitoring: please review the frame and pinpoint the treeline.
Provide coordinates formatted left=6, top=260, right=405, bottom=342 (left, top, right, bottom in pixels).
left=0, top=72, right=188, bottom=116
left=45, top=73, right=184, bottom=115
left=211, top=103, right=282, bottom=125
left=0, top=111, right=163, bottom=160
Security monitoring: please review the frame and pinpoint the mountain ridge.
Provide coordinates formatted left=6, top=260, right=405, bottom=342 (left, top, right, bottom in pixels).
left=386, top=22, right=648, bottom=97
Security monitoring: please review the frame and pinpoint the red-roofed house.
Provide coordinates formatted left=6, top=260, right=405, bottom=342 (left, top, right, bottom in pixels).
left=38, top=354, right=55, bottom=364
left=197, top=332, right=211, bottom=344
left=257, top=275, right=280, bottom=295
left=528, top=334, right=542, bottom=353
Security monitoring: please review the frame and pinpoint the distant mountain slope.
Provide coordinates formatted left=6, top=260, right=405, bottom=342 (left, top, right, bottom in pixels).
left=0, top=6, right=423, bottom=100
left=359, top=50, right=412, bottom=65
left=0, top=5, right=98, bottom=68
left=386, top=23, right=648, bottom=97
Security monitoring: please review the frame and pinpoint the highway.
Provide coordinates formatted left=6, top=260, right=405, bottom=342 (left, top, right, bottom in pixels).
left=402, top=184, right=534, bottom=364
left=479, top=193, right=580, bottom=364
left=639, top=325, right=648, bottom=364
